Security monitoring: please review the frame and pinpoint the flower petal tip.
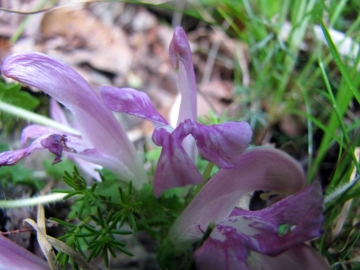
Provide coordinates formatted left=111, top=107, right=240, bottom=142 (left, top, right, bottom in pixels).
left=169, top=27, right=192, bottom=69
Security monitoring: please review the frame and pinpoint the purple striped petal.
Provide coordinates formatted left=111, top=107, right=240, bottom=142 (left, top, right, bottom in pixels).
left=194, top=183, right=324, bottom=269
left=0, top=235, right=49, bottom=270
left=1, top=52, right=147, bottom=188
left=169, top=148, right=306, bottom=249
left=99, top=86, right=169, bottom=127
left=192, top=121, right=252, bottom=168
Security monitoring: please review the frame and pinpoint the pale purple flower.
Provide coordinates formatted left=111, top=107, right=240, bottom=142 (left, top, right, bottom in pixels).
left=168, top=148, right=330, bottom=270
left=0, top=53, right=147, bottom=189
left=0, top=234, right=49, bottom=270
left=100, top=27, right=252, bottom=197
left=49, top=98, right=102, bottom=181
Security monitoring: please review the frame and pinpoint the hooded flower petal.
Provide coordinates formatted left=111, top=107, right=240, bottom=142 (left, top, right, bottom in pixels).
left=169, top=26, right=197, bottom=126
left=169, top=148, right=306, bottom=249
left=169, top=26, right=198, bottom=161
left=100, top=86, right=169, bottom=127
left=193, top=182, right=323, bottom=269
left=0, top=234, right=49, bottom=270
left=1, top=52, right=147, bottom=189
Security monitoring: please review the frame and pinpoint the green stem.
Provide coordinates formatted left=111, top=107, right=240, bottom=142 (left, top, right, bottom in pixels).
left=0, top=100, right=79, bottom=135
left=202, top=162, right=215, bottom=182
left=185, top=222, right=215, bottom=270
left=0, top=193, right=67, bottom=208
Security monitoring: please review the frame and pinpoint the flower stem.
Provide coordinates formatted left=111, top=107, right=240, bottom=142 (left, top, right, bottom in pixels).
left=0, top=100, right=79, bottom=135
left=185, top=222, right=215, bottom=270
left=0, top=193, right=67, bottom=208
left=202, top=162, right=215, bottom=182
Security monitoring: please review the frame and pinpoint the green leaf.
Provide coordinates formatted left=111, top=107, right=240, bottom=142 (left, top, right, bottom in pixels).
left=0, top=82, right=39, bottom=110
left=0, top=81, right=40, bottom=134
left=318, top=17, right=360, bottom=104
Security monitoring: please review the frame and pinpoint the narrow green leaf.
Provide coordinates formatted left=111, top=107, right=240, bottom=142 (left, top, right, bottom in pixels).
left=50, top=217, right=77, bottom=228
left=318, top=17, right=360, bottom=104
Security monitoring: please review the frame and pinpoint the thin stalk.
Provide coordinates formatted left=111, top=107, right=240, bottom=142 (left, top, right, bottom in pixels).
left=0, top=193, right=67, bottom=208
left=318, top=57, right=357, bottom=173
left=202, top=162, right=215, bottom=182
left=185, top=222, right=215, bottom=270
left=298, top=82, right=314, bottom=183
left=0, top=100, right=79, bottom=135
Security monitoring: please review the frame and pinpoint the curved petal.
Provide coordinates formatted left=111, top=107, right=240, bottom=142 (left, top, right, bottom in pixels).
left=21, top=125, right=59, bottom=146
left=99, top=86, right=168, bottom=127
left=153, top=119, right=252, bottom=195
left=169, top=27, right=198, bottom=161
left=168, top=148, right=306, bottom=250
left=192, top=121, right=252, bottom=168
left=0, top=235, right=49, bottom=270
left=153, top=126, right=203, bottom=198
left=169, top=26, right=197, bottom=125
left=1, top=132, right=85, bottom=166
left=247, top=244, right=331, bottom=270
left=2, top=52, right=147, bottom=188
left=0, top=137, right=45, bottom=166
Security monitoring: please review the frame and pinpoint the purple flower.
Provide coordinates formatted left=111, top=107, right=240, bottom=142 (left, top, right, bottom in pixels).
left=100, top=27, right=252, bottom=197
left=0, top=234, right=49, bottom=270
left=168, top=148, right=330, bottom=269
left=0, top=53, right=147, bottom=189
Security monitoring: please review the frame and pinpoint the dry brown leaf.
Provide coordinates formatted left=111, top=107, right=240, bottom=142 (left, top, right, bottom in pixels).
left=41, top=7, right=133, bottom=75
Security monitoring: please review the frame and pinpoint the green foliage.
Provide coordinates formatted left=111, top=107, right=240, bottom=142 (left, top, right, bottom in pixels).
left=0, top=80, right=39, bottom=134
left=157, top=239, right=190, bottom=270
left=43, top=159, right=76, bottom=179
left=0, top=143, right=45, bottom=189
left=52, top=167, right=138, bottom=269
left=136, top=184, right=184, bottom=240
left=51, top=167, right=187, bottom=269
left=0, top=162, right=44, bottom=189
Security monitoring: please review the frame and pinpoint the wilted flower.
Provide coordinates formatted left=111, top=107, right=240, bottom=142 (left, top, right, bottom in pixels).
left=168, top=148, right=330, bottom=270
left=100, top=27, right=253, bottom=197
left=0, top=53, right=147, bottom=189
